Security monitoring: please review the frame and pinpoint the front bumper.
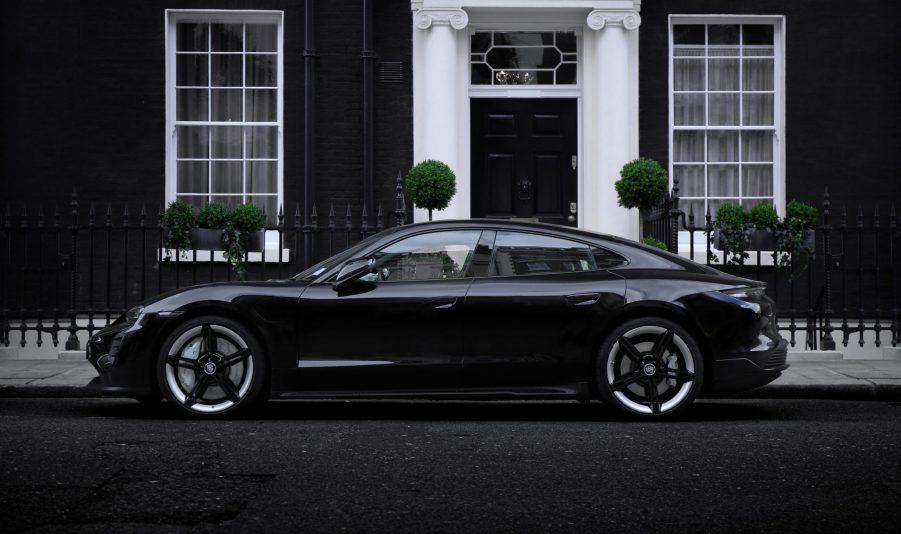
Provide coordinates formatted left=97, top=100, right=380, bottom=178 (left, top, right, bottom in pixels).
left=705, top=337, right=789, bottom=396
left=86, top=316, right=167, bottom=399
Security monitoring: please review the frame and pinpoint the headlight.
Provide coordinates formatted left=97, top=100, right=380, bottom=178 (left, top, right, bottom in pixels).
left=123, top=305, right=144, bottom=325
left=721, top=287, right=763, bottom=316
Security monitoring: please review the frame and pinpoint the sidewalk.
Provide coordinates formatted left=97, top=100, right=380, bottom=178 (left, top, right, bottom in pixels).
left=1, top=356, right=900, bottom=400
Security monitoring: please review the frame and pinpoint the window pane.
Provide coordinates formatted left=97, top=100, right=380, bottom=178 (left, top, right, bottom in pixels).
left=492, top=231, right=594, bottom=276
left=176, top=23, right=208, bottom=52
left=486, top=46, right=560, bottom=70
left=674, top=165, right=704, bottom=197
left=708, top=25, right=739, bottom=45
left=247, top=162, right=277, bottom=194
left=742, top=165, right=774, bottom=196
left=211, top=126, right=243, bottom=158
left=743, top=94, right=774, bottom=126
left=742, top=131, right=774, bottom=162
left=246, top=89, right=277, bottom=121
left=556, top=32, right=577, bottom=53
left=471, top=64, right=492, bottom=85
left=246, top=24, right=277, bottom=52
left=176, top=89, right=208, bottom=121
left=471, top=33, right=491, bottom=53
left=680, top=199, right=706, bottom=221
left=211, top=89, right=242, bottom=121
left=177, top=162, right=209, bottom=194
left=556, top=63, right=576, bottom=84
left=708, top=165, right=738, bottom=197
left=176, top=54, right=208, bottom=86
left=742, top=58, right=774, bottom=91
left=708, top=131, right=739, bottom=162
left=247, top=126, right=277, bottom=158
left=673, top=25, right=705, bottom=45
left=211, top=24, right=242, bottom=52
left=375, top=230, right=482, bottom=281
left=708, top=93, right=740, bottom=126
left=211, top=161, right=242, bottom=194
left=211, top=55, right=242, bottom=87
left=177, top=126, right=209, bottom=158
left=246, top=54, right=276, bottom=87
left=708, top=59, right=739, bottom=90
left=743, top=25, right=774, bottom=45
left=673, top=131, right=704, bottom=162
left=673, top=58, right=704, bottom=91
left=674, top=94, right=705, bottom=126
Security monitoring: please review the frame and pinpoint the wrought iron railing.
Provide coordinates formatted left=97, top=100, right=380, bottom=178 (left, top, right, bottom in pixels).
left=643, top=183, right=900, bottom=350
left=0, top=176, right=408, bottom=350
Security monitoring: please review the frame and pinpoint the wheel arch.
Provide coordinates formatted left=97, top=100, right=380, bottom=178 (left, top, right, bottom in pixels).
left=588, top=301, right=713, bottom=397
left=147, top=303, right=273, bottom=397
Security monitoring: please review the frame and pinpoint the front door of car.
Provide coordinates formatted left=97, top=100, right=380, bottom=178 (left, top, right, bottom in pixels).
left=463, top=231, right=626, bottom=389
left=295, top=230, right=483, bottom=391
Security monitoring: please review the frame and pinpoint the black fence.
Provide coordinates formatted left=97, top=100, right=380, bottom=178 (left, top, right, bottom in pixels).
left=0, top=177, right=409, bottom=350
left=643, top=183, right=900, bottom=350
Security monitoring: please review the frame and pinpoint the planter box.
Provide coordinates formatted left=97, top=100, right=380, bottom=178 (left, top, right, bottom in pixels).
left=188, top=229, right=265, bottom=253
left=714, top=229, right=815, bottom=254
left=189, top=228, right=225, bottom=251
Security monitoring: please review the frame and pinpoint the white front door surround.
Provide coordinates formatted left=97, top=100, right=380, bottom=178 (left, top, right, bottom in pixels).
left=412, top=0, right=641, bottom=240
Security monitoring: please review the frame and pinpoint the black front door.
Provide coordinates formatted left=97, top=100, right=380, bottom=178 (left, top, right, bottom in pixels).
left=471, top=98, right=578, bottom=226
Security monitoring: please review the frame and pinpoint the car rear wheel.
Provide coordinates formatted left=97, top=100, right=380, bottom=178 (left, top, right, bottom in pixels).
left=157, top=316, right=265, bottom=417
left=596, top=318, right=704, bottom=418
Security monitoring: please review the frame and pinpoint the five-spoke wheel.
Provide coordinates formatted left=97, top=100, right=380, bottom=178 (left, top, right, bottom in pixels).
left=157, top=316, right=265, bottom=416
left=597, top=318, right=703, bottom=417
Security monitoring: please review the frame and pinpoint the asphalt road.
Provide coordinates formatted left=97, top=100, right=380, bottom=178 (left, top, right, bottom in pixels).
left=1, top=398, right=900, bottom=533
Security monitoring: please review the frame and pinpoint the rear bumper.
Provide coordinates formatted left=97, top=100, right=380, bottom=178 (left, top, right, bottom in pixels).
left=705, top=338, right=789, bottom=396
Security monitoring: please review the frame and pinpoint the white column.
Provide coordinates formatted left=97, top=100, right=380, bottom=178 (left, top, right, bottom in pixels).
left=413, top=8, right=468, bottom=221
left=586, top=10, right=641, bottom=239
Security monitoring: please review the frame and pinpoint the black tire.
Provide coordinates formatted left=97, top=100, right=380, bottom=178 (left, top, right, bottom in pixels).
left=596, top=317, right=704, bottom=418
left=156, top=315, right=266, bottom=417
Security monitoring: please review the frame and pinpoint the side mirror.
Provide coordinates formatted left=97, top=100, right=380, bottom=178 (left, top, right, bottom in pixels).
left=333, top=258, right=375, bottom=291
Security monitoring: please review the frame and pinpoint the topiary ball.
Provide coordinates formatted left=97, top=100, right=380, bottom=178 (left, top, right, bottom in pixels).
left=614, top=158, right=669, bottom=211
left=405, top=160, right=457, bottom=217
left=748, top=202, right=778, bottom=230
left=197, top=202, right=230, bottom=229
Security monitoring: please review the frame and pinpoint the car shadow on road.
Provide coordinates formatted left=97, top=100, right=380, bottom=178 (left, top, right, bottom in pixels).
left=85, top=397, right=785, bottom=423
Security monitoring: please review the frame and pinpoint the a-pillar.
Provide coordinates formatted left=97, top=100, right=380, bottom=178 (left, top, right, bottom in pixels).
left=586, top=10, right=641, bottom=239
left=412, top=8, right=468, bottom=221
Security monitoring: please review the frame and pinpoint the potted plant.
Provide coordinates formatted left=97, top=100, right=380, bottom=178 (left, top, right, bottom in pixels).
left=190, top=202, right=231, bottom=251
left=775, top=200, right=817, bottom=271
left=614, top=158, right=668, bottom=239
left=711, top=203, right=752, bottom=265
left=405, top=159, right=457, bottom=221
left=162, top=199, right=195, bottom=260
left=747, top=202, right=778, bottom=250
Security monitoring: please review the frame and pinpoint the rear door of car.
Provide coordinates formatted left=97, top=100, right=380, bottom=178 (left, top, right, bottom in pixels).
left=462, top=230, right=627, bottom=390
left=294, top=229, right=483, bottom=392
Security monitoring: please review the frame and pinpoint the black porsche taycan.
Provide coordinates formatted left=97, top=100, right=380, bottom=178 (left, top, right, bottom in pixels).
left=87, top=219, right=788, bottom=418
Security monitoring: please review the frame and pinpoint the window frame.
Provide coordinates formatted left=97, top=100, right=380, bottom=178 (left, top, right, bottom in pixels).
left=667, top=15, right=786, bottom=220
left=370, top=229, right=483, bottom=283
left=485, top=230, right=624, bottom=278
left=164, top=9, right=285, bottom=218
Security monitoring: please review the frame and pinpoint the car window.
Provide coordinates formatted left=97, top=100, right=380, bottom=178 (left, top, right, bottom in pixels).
left=369, top=230, right=482, bottom=282
left=592, top=246, right=628, bottom=269
left=490, top=231, right=597, bottom=276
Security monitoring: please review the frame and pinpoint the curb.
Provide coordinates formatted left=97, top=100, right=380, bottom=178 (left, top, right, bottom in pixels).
left=0, top=385, right=103, bottom=398
left=736, top=383, right=901, bottom=402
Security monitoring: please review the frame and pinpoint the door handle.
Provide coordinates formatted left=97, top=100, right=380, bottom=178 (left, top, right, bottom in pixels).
left=429, top=297, right=458, bottom=310
left=565, top=293, right=600, bottom=306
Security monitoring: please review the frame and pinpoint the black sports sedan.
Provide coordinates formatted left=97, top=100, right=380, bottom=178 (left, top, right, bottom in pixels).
left=87, top=220, right=788, bottom=418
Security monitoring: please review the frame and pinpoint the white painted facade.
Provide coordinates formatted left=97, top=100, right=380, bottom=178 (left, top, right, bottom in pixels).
left=411, top=0, right=642, bottom=240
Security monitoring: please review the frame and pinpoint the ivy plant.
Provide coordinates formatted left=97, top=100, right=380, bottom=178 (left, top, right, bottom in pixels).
left=774, top=200, right=818, bottom=272
left=405, top=160, right=457, bottom=221
left=162, top=200, right=195, bottom=260
left=710, top=203, right=752, bottom=266
left=222, top=203, right=267, bottom=280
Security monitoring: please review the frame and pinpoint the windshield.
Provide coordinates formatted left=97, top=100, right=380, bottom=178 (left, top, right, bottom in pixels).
left=292, top=231, right=389, bottom=282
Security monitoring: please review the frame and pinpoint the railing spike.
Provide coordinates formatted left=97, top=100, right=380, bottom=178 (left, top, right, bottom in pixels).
left=20, top=204, right=28, bottom=228
left=106, top=202, right=113, bottom=227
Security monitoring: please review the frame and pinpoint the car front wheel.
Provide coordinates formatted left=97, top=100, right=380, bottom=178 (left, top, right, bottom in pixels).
left=157, top=316, right=265, bottom=417
left=597, top=318, right=704, bottom=418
